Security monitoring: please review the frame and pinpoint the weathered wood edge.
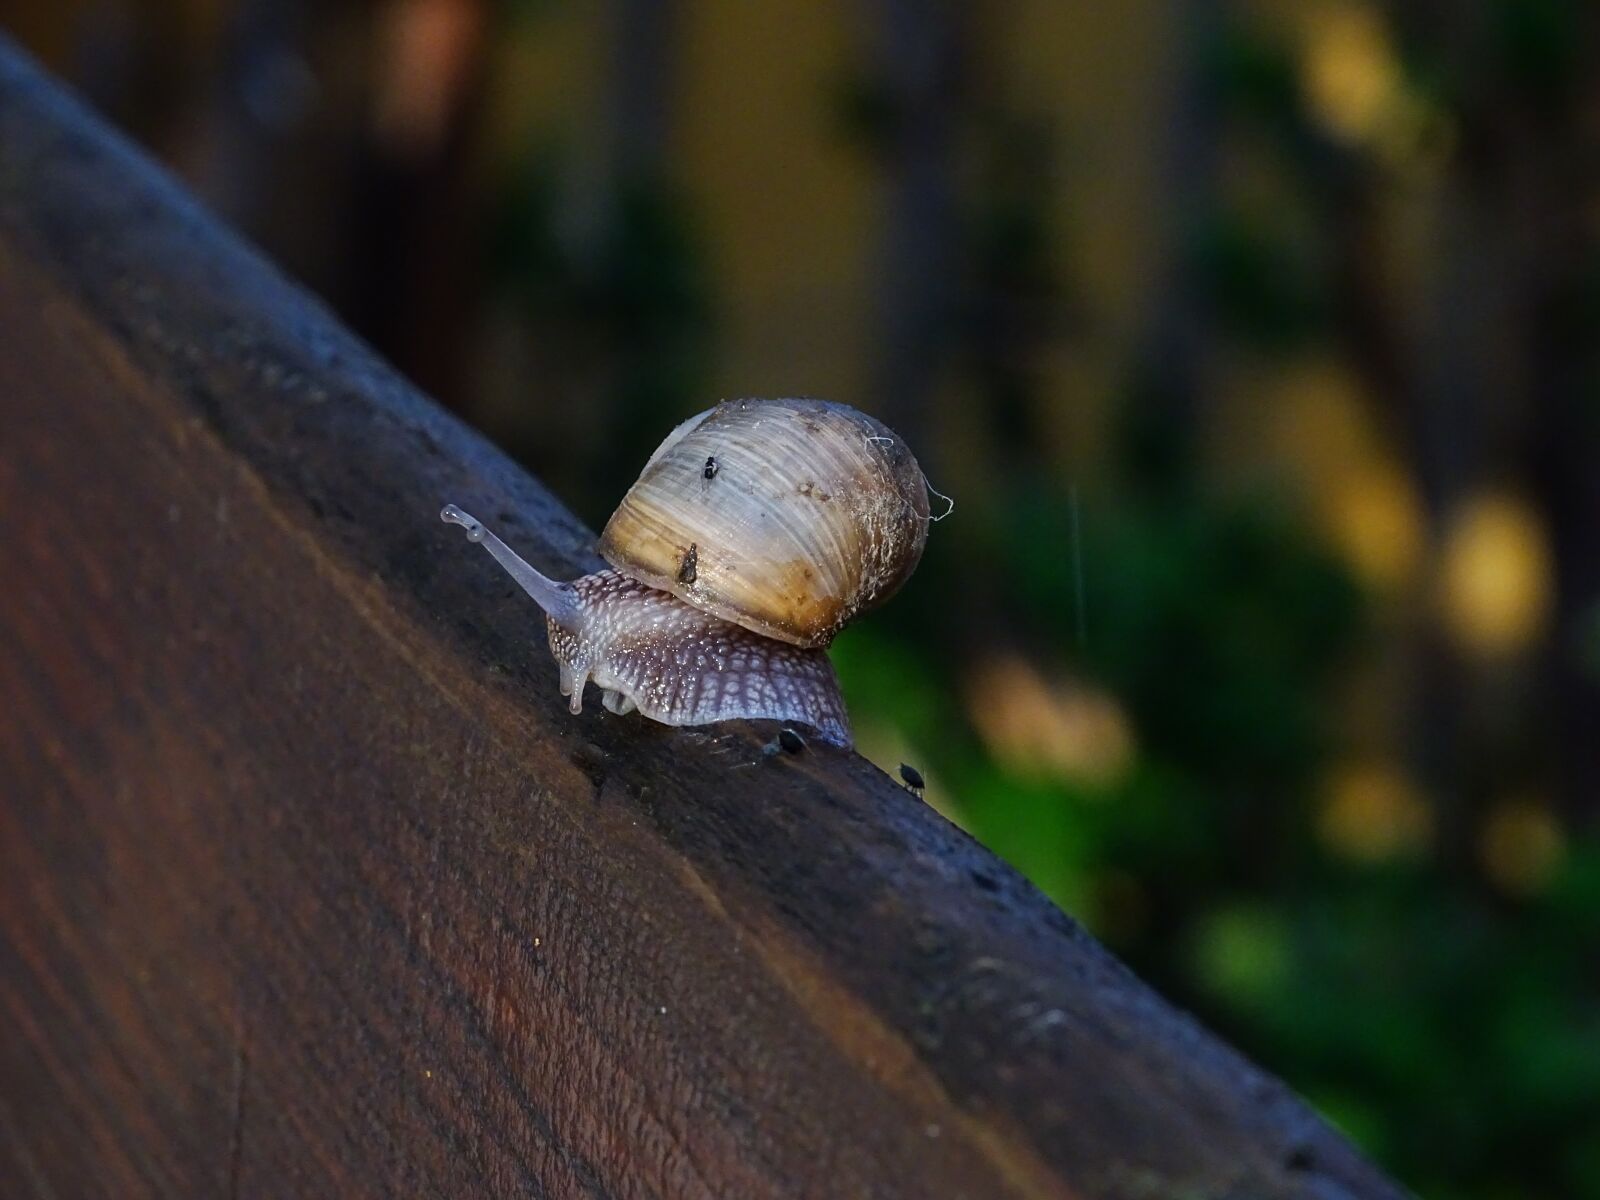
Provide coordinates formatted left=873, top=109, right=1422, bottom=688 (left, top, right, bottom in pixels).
left=0, top=33, right=1406, bottom=1200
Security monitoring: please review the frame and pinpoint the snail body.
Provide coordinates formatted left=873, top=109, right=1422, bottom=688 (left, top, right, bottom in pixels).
left=442, top=398, right=931, bottom=747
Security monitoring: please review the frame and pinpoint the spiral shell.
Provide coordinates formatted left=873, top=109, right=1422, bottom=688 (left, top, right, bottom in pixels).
left=598, top=398, right=930, bottom=647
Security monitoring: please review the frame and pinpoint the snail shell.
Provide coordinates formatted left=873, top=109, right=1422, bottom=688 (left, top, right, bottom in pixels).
left=442, top=398, right=931, bottom=746
left=600, top=398, right=930, bottom=648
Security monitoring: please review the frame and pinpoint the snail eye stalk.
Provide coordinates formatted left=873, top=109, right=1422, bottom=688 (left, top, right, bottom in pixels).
left=440, top=505, right=582, bottom=631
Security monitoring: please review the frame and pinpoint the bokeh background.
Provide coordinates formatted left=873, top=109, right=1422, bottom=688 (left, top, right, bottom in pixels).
left=5, top=1, right=1596, bottom=1194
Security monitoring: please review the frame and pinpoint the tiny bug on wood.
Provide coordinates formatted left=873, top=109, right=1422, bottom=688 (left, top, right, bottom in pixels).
left=703, top=456, right=719, bottom=480
left=677, top=543, right=698, bottom=584
left=899, top=763, right=925, bottom=790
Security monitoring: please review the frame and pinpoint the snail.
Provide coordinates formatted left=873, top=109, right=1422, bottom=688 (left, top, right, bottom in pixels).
left=441, top=397, right=932, bottom=747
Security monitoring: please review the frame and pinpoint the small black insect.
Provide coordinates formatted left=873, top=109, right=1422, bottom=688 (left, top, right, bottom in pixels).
left=899, top=762, right=925, bottom=790
left=677, top=542, right=698, bottom=584
left=703, top=455, right=719, bottom=480
left=778, top=727, right=806, bottom=754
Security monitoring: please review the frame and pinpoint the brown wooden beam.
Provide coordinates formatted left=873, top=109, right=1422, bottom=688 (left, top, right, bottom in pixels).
left=0, top=35, right=1406, bottom=1200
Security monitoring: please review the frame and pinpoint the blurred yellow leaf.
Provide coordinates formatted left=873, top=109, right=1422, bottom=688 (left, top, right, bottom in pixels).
left=1271, top=360, right=1424, bottom=594
left=1304, top=4, right=1399, bottom=146
left=966, top=656, right=1134, bottom=788
left=1273, top=359, right=1371, bottom=485
left=1328, top=458, right=1425, bottom=595
left=1300, top=2, right=1453, bottom=175
left=1480, top=798, right=1565, bottom=897
left=1439, top=493, right=1552, bottom=659
left=1318, top=760, right=1432, bottom=861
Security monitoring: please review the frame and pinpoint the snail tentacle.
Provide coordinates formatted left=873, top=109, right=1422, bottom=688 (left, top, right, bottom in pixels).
left=441, top=505, right=583, bottom=630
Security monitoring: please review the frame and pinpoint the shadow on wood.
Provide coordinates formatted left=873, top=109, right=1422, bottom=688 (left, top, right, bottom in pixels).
left=0, top=35, right=1406, bottom=1200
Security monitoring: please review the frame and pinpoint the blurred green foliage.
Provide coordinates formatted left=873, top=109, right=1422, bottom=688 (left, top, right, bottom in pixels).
left=833, top=12, right=1600, bottom=1197
left=837, top=469, right=1600, bottom=1198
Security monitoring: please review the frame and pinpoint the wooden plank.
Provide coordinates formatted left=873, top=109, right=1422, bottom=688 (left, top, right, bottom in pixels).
left=0, top=35, right=1406, bottom=1200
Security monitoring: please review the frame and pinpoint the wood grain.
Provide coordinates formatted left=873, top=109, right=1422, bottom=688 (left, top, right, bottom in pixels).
left=0, top=35, right=1407, bottom=1200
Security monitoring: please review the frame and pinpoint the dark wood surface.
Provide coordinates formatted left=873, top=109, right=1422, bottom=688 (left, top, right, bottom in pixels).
left=0, top=36, right=1407, bottom=1200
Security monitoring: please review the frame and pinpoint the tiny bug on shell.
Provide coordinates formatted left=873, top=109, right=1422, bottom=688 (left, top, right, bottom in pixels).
left=703, top=456, right=719, bottom=480
left=677, top=542, right=698, bottom=584
left=778, top=727, right=806, bottom=754
left=899, top=763, right=925, bottom=790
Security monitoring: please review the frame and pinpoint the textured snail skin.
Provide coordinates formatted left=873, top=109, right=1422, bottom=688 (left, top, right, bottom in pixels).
left=441, top=506, right=852, bottom=747
left=550, top=571, right=851, bottom=746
